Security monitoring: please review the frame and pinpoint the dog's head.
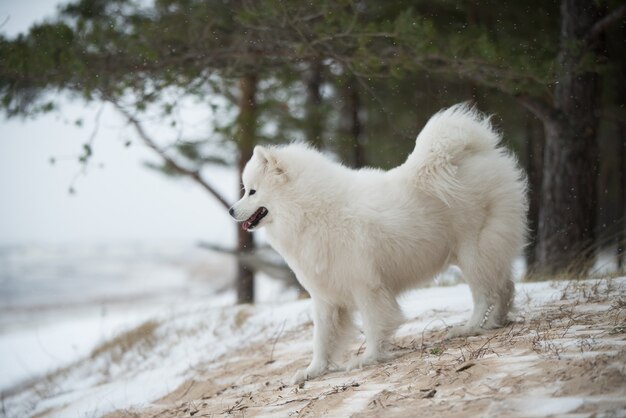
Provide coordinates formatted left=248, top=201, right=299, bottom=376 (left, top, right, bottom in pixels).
left=229, top=145, right=288, bottom=231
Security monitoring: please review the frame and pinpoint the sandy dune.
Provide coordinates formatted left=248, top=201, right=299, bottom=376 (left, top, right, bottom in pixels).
left=101, top=278, right=626, bottom=418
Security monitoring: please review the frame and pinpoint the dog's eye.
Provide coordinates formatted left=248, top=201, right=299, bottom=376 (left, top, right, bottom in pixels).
left=249, top=189, right=256, bottom=196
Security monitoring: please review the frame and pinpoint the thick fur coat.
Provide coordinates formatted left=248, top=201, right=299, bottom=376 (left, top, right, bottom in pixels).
left=230, top=104, right=528, bottom=384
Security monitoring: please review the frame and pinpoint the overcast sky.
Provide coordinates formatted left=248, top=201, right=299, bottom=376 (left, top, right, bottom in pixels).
left=0, top=0, right=238, bottom=246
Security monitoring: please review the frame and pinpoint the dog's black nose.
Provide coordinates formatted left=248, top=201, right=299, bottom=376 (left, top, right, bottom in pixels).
left=229, top=207, right=235, bottom=217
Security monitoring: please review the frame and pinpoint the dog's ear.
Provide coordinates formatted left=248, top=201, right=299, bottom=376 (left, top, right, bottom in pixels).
left=254, top=146, right=287, bottom=179
left=253, top=145, right=270, bottom=165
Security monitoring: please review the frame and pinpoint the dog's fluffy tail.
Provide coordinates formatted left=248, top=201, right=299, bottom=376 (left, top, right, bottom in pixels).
left=406, top=103, right=501, bottom=205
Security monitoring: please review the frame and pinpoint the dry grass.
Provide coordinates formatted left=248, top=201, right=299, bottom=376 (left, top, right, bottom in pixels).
left=2, top=320, right=160, bottom=417
left=525, top=232, right=626, bottom=283
left=233, top=307, right=253, bottom=329
left=90, top=319, right=160, bottom=364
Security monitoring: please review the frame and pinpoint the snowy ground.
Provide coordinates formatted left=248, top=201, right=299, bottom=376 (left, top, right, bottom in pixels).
left=0, top=242, right=237, bottom=392
left=2, top=275, right=625, bottom=417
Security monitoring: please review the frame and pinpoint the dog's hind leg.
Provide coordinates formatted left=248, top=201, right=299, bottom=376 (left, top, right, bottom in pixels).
left=346, top=287, right=404, bottom=370
left=446, top=266, right=514, bottom=338
left=447, top=234, right=516, bottom=338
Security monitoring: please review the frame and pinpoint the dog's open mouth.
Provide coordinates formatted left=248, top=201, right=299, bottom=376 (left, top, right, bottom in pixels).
left=242, top=207, right=268, bottom=231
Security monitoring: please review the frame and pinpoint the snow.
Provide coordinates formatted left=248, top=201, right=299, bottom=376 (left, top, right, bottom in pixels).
left=2, top=294, right=314, bottom=416
left=0, top=242, right=234, bottom=392
left=0, top=309, right=147, bottom=389
left=491, top=396, right=585, bottom=417
left=1, top=246, right=625, bottom=417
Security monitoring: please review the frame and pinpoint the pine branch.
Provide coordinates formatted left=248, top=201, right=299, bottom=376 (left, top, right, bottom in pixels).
left=109, top=100, right=232, bottom=210
left=370, top=52, right=555, bottom=97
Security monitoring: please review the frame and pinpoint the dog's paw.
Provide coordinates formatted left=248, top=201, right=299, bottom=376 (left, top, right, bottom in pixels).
left=291, top=368, right=309, bottom=385
left=345, top=352, right=389, bottom=371
left=345, top=355, right=364, bottom=371
left=445, top=325, right=484, bottom=339
left=291, top=362, right=327, bottom=385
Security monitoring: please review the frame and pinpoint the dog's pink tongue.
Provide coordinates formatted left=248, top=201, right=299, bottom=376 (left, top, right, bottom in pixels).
left=242, top=221, right=251, bottom=231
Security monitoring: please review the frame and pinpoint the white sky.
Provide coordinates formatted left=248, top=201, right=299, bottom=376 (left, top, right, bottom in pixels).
left=0, top=0, right=238, bottom=246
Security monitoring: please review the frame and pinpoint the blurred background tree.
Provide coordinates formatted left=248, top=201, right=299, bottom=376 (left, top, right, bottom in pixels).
left=1, top=0, right=624, bottom=301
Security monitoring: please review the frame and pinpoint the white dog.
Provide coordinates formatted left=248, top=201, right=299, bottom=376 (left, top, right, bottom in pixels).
left=230, top=104, right=527, bottom=384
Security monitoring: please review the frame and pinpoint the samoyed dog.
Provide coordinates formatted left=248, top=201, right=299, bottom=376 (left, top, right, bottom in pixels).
left=230, top=104, right=527, bottom=384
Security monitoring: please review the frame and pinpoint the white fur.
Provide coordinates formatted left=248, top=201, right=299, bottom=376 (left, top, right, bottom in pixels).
left=230, top=104, right=528, bottom=384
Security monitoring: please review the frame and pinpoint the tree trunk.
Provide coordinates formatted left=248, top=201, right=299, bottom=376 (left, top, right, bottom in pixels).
left=236, top=74, right=257, bottom=303
left=524, top=113, right=544, bottom=273
left=533, top=0, right=602, bottom=275
left=341, top=75, right=365, bottom=168
left=617, top=120, right=625, bottom=269
left=304, top=59, right=324, bottom=149
left=614, top=18, right=626, bottom=269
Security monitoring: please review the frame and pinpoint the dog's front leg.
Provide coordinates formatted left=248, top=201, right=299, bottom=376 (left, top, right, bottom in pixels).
left=292, top=297, right=334, bottom=384
left=347, top=288, right=403, bottom=370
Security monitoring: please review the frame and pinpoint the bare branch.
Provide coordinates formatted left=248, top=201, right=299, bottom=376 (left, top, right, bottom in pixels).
left=515, top=94, right=561, bottom=125
left=86, top=103, right=105, bottom=148
left=109, top=100, right=232, bottom=210
left=0, top=15, right=10, bottom=30
left=66, top=103, right=105, bottom=194
left=198, top=241, right=296, bottom=283
left=587, top=5, right=626, bottom=44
